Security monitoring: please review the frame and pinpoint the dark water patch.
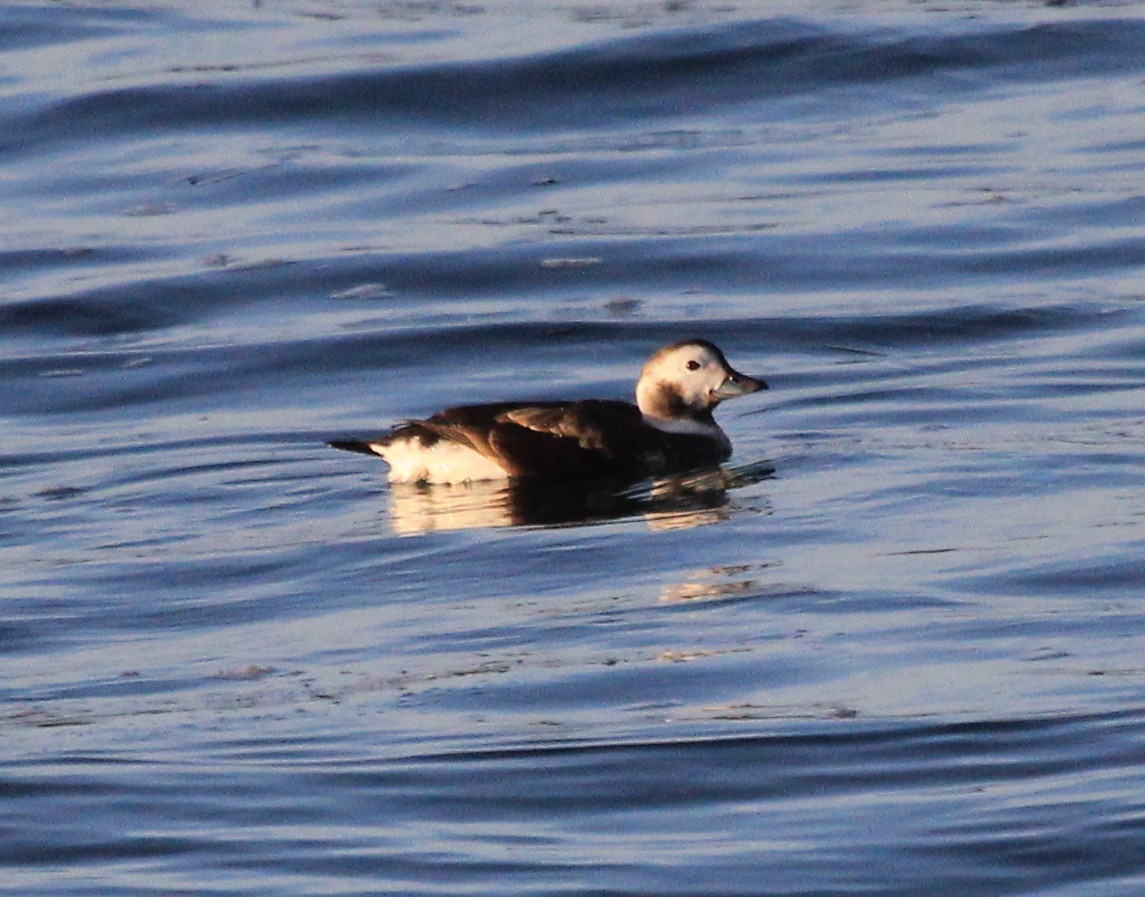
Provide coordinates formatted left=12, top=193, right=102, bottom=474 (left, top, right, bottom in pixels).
left=1020, top=195, right=1145, bottom=229
left=0, top=317, right=774, bottom=418
left=29, top=670, right=204, bottom=704
left=953, top=235, right=1145, bottom=279
left=11, top=16, right=1145, bottom=156
left=60, top=711, right=1125, bottom=895
left=964, top=550, right=1145, bottom=602
left=398, top=709, right=1145, bottom=798
left=0, top=245, right=1134, bottom=377
left=0, top=5, right=151, bottom=54
left=9, top=552, right=341, bottom=656
left=0, top=245, right=154, bottom=277
left=0, top=285, right=205, bottom=341
left=771, top=302, right=1115, bottom=351
left=5, top=151, right=411, bottom=230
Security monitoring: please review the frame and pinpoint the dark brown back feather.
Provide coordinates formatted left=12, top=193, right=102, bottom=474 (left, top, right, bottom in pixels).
left=341, top=399, right=729, bottom=480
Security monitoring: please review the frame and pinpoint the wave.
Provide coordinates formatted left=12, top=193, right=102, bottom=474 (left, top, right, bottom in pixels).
left=6, top=16, right=1145, bottom=154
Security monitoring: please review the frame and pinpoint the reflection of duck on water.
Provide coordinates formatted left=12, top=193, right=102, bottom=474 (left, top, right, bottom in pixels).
left=383, top=462, right=776, bottom=535
left=330, top=339, right=766, bottom=484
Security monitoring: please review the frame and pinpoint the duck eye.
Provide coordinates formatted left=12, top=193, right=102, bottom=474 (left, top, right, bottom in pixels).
left=685, top=360, right=701, bottom=371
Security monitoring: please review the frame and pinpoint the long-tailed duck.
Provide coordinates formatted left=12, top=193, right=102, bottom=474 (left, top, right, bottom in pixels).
left=330, top=339, right=766, bottom=484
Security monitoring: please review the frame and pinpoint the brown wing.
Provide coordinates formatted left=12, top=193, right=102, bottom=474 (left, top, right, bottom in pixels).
left=335, top=399, right=728, bottom=479
left=494, top=401, right=652, bottom=477
left=414, top=400, right=651, bottom=479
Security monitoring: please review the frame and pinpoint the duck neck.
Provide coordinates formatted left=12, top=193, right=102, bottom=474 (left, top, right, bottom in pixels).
left=642, top=410, right=728, bottom=448
left=637, top=380, right=727, bottom=444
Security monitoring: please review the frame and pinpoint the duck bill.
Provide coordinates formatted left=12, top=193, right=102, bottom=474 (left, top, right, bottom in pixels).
left=713, top=370, right=767, bottom=400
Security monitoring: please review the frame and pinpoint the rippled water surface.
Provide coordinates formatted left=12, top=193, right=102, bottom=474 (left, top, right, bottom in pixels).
left=4, top=1, right=1145, bottom=894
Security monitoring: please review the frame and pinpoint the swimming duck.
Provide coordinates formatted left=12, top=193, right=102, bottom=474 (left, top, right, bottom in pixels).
left=330, top=339, right=766, bottom=484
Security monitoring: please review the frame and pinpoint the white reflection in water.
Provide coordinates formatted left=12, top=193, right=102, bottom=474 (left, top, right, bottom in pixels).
left=659, top=562, right=786, bottom=604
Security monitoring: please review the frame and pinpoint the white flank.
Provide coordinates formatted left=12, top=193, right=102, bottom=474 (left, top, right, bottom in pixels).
left=374, top=438, right=509, bottom=485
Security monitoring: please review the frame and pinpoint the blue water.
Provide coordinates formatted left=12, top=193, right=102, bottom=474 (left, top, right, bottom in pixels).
left=4, top=1, right=1145, bottom=894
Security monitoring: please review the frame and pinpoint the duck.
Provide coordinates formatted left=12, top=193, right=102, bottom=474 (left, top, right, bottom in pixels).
left=330, top=339, right=766, bottom=484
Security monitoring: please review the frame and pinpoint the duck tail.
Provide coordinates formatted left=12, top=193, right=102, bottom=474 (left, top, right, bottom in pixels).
left=328, top=440, right=380, bottom=457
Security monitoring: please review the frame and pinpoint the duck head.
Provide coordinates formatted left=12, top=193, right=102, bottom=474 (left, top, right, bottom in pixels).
left=635, top=340, right=767, bottom=428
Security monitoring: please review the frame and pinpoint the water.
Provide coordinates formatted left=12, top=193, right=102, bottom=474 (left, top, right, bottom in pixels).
left=4, top=0, right=1145, bottom=893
